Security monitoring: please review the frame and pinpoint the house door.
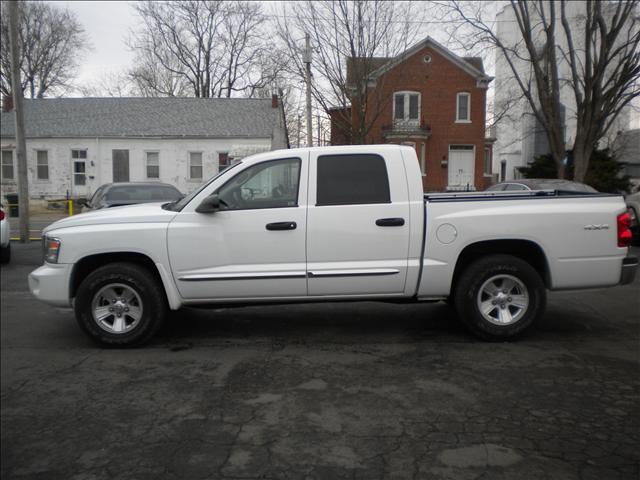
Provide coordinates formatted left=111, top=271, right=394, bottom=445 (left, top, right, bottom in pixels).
left=112, top=150, right=130, bottom=182
left=448, top=145, right=475, bottom=190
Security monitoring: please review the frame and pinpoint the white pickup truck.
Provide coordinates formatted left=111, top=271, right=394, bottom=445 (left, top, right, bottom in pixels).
left=29, top=145, right=637, bottom=346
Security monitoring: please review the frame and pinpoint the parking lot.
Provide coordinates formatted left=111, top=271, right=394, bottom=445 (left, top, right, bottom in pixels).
left=1, top=242, right=639, bottom=480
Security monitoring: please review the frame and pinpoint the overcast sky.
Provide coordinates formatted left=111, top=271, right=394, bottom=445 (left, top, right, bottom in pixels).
left=50, top=0, right=638, bottom=128
left=54, top=1, right=137, bottom=90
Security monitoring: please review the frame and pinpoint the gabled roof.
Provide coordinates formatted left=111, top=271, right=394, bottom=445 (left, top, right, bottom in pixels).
left=367, top=36, right=492, bottom=83
left=0, top=97, right=280, bottom=139
left=346, top=57, right=390, bottom=87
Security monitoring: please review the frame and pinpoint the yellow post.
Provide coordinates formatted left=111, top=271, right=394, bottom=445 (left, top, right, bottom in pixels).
left=68, top=199, right=73, bottom=216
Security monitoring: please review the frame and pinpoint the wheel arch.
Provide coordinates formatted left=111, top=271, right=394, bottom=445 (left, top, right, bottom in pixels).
left=70, top=252, right=182, bottom=310
left=452, top=239, right=550, bottom=290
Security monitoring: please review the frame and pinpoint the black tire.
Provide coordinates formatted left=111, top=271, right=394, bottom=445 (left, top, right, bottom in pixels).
left=0, top=243, right=10, bottom=264
left=453, top=254, right=546, bottom=341
left=74, top=262, right=167, bottom=347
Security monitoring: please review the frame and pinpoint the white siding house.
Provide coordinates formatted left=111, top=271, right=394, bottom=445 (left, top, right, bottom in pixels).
left=0, top=97, right=289, bottom=200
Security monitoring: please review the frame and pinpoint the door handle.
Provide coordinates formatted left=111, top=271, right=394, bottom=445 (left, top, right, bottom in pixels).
left=266, top=221, right=297, bottom=231
left=376, top=217, right=405, bottom=227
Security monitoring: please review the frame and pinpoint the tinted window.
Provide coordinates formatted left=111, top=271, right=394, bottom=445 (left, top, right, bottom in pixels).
left=317, top=154, right=390, bottom=206
left=106, top=185, right=182, bottom=202
left=216, top=158, right=301, bottom=210
left=89, top=185, right=107, bottom=206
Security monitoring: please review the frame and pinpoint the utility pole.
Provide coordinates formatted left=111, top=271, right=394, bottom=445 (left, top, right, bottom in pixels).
left=8, top=1, right=29, bottom=243
left=296, top=114, right=301, bottom=148
left=317, top=113, right=321, bottom=147
left=304, top=33, right=312, bottom=147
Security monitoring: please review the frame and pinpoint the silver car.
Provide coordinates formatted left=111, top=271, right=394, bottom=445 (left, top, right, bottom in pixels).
left=486, top=179, right=598, bottom=193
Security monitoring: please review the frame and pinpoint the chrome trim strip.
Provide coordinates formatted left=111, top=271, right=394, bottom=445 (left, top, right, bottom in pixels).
left=179, top=272, right=307, bottom=282
left=307, top=269, right=400, bottom=278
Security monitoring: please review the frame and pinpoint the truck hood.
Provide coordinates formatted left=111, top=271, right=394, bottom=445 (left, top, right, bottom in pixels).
left=44, top=202, right=178, bottom=234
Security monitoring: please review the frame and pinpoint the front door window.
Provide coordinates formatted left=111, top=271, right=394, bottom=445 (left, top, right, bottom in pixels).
left=217, top=158, right=301, bottom=210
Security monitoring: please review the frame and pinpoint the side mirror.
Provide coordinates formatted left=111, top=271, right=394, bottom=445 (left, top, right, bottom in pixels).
left=195, top=194, right=220, bottom=213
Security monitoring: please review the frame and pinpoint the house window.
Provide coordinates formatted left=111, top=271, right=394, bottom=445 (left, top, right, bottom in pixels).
left=36, top=150, right=49, bottom=180
left=146, top=151, right=160, bottom=179
left=72, top=149, right=87, bottom=185
left=218, top=152, right=230, bottom=172
left=189, top=152, right=203, bottom=179
left=420, top=143, right=426, bottom=175
left=456, top=92, right=471, bottom=122
left=1, top=150, right=14, bottom=180
left=393, top=92, right=420, bottom=124
left=483, top=148, right=492, bottom=175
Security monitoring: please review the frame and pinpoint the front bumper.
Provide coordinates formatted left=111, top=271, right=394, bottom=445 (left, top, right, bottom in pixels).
left=620, top=255, right=638, bottom=285
left=28, top=263, right=73, bottom=307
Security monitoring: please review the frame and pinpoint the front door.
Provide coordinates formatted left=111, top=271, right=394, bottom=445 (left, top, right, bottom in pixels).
left=448, top=145, right=475, bottom=190
left=112, top=149, right=130, bottom=182
left=306, top=150, right=411, bottom=297
left=167, top=156, right=308, bottom=301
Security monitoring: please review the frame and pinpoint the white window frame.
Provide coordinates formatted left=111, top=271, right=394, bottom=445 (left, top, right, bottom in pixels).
left=36, top=149, right=49, bottom=181
left=1, top=149, right=14, bottom=181
left=71, top=149, right=87, bottom=186
left=393, top=91, right=421, bottom=125
left=189, top=151, right=203, bottom=180
left=145, top=151, right=160, bottom=179
left=456, top=92, right=471, bottom=123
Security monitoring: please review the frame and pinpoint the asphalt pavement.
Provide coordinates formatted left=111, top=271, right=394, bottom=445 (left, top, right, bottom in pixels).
left=1, top=242, right=639, bottom=479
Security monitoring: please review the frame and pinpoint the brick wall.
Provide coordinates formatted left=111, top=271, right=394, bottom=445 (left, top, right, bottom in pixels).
left=332, top=44, right=490, bottom=192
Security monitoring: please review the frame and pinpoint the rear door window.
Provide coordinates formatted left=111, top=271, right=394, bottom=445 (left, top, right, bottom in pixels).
left=316, top=154, right=390, bottom=206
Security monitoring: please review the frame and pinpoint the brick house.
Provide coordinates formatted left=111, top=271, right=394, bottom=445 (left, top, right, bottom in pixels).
left=329, top=37, right=494, bottom=191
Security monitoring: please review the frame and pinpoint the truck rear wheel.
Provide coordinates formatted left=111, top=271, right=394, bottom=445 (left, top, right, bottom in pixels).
left=454, top=254, right=546, bottom=341
left=74, top=262, right=167, bottom=347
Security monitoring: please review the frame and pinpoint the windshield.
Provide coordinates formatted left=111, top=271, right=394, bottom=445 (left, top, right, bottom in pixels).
left=163, top=162, right=242, bottom=211
left=106, top=185, right=183, bottom=202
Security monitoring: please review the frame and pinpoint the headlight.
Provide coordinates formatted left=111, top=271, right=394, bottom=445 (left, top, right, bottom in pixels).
left=43, top=236, right=61, bottom=263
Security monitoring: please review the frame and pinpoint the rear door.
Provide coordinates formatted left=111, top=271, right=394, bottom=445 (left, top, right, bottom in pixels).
left=306, top=148, right=411, bottom=296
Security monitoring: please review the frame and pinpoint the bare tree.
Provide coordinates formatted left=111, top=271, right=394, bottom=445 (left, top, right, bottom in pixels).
left=129, top=49, right=191, bottom=97
left=440, top=0, right=640, bottom=181
left=128, top=0, right=280, bottom=98
left=274, top=0, right=427, bottom=144
left=77, top=70, right=142, bottom=98
left=0, top=1, right=89, bottom=98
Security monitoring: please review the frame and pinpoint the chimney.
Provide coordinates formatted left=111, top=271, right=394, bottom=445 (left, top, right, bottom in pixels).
left=271, top=94, right=278, bottom=108
left=2, top=95, right=14, bottom=112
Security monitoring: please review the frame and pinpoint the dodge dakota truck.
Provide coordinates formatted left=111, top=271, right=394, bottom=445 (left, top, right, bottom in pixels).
left=29, top=145, right=637, bottom=346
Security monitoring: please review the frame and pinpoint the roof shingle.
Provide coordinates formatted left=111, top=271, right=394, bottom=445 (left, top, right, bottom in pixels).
left=0, top=97, right=278, bottom=138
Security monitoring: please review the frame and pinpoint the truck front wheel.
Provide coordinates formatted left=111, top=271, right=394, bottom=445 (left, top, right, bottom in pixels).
left=454, top=254, right=546, bottom=341
left=74, top=262, right=167, bottom=347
